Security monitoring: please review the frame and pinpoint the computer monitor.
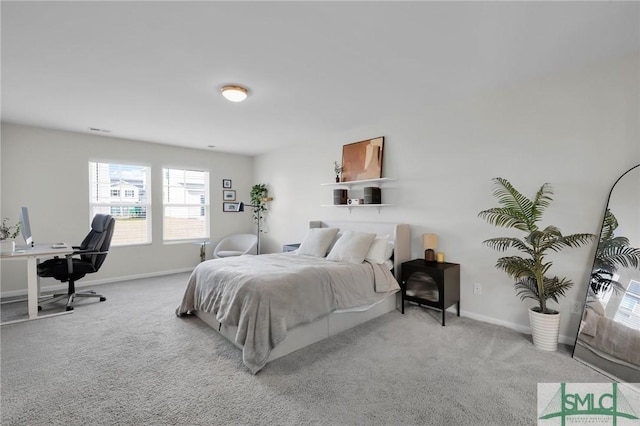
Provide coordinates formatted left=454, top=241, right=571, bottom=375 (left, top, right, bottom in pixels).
left=20, top=207, right=33, bottom=246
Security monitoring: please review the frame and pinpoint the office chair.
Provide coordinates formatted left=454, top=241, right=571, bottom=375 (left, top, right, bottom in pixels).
left=38, top=214, right=115, bottom=311
left=213, top=234, right=258, bottom=258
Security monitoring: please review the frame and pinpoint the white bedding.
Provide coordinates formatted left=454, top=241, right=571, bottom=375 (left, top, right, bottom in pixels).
left=176, top=252, right=399, bottom=373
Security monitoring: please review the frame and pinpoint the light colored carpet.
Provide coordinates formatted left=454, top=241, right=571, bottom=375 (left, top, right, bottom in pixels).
left=1, top=272, right=608, bottom=425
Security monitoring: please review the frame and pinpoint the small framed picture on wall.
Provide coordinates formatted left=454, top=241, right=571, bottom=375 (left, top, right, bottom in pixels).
left=223, top=190, right=236, bottom=201
left=223, top=202, right=240, bottom=212
left=222, top=179, right=232, bottom=188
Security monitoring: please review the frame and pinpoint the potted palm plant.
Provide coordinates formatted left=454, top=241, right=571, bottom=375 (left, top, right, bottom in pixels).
left=478, top=178, right=594, bottom=351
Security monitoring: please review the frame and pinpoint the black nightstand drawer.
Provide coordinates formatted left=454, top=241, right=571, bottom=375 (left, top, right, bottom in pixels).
left=400, top=259, right=460, bottom=326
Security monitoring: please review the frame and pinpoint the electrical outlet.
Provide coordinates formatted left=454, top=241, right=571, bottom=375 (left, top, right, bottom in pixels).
left=570, top=301, right=583, bottom=315
left=473, top=282, right=482, bottom=295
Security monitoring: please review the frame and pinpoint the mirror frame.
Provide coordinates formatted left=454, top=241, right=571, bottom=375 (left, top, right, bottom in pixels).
left=572, top=164, right=640, bottom=382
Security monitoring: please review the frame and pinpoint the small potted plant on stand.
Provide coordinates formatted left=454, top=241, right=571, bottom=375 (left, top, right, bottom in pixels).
left=478, top=178, right=594, bottom=351
left=0, top=218, right=21, bottom=252
left=250, top=184, right=269, bottom=254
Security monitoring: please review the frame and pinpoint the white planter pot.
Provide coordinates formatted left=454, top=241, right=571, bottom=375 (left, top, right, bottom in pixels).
left=529, top=308, right=560, bottom=351
left=0, top=240, right=15, bottom=253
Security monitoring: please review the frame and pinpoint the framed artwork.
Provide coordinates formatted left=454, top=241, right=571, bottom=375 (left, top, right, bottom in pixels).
left=341, top=136, right=384, bottom=182
left=223, top=190, right=236, bottom=201
left=223, top=202, right=240, bottom=212
left=222, top=179, right=232, bottom=188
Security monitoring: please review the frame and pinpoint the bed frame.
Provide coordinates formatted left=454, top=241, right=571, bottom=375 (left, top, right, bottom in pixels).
left=194, top=221, right=411, bottom=366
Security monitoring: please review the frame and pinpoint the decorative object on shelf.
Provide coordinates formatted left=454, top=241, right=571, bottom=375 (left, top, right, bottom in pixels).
left=422, top=233, right=438, bottom=262
left=0, top=218, right=20, bottom=252
left=436, top=252, right=445, bottom=263
left=341, top=136, right=384, bottom=182
left=320, top=177, right=396, bottom=212
left=333, top=161, right=342, bottom=183
left=223, top=190, right=236, bottom=201
left=333, top=189, right=347, bottom=205
left=347, top=198, right=364, bottom=205
left=222, top=179, right=232, bottom=188
left=478, top=177, right=594, bottom=351
left=364, top=187, right=381, bottom=204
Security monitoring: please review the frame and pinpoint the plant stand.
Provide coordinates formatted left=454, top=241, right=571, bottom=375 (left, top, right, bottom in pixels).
left=529, top=308, right=560, bottom=351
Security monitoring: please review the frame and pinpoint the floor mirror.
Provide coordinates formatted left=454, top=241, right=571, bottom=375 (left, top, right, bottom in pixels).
left=573, top=164, right=640, bottom=382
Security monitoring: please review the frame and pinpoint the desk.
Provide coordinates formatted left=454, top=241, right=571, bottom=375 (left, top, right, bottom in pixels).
left=1, top=244, right=74, bottom=319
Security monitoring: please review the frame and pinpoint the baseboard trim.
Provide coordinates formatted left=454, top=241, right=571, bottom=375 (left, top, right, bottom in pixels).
left=460, top=309, right=577, bottom=346
left=2, top=271, right=577, bottom=346
left=0, top=268, right=193, bottom=299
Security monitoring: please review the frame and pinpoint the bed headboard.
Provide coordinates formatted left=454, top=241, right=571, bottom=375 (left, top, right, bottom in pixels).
left=309, top=221, right=411, bottom=280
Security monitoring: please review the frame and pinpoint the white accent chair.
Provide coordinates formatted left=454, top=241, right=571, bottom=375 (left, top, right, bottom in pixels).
left=213, top=234, right=258, bottom=258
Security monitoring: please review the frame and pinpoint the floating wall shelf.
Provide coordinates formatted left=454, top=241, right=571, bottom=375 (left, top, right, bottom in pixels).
left=320, top=177, right=397, bottom=188
left=321, top=177, right=397, bottom=213
left=321, top=203, right=392, bottom=214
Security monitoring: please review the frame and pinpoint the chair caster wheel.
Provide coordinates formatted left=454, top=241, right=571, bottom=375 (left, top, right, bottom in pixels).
left=99, top=297, right=106, bottom=302
left=66, top=306, right=74, bottom=311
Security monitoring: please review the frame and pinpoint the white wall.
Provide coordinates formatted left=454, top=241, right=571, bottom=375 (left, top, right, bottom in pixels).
left=1, top=124, right=254, bottom=294
left=1, top=55, right=638, bottom=344
left=254, top=54, right=640, bottom=342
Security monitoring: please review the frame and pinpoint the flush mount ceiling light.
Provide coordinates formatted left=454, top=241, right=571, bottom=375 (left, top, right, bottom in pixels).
left=220, top=85, right=249, bottom=102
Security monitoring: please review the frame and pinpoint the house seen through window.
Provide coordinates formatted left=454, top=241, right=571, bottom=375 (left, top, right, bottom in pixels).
left=163, top=168, right=209, bottom=241
left=89, top=162, right=151, bottom=246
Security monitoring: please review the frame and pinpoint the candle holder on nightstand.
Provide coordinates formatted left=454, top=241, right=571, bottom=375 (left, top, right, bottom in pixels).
left=422, top=233, right=438, bottom=263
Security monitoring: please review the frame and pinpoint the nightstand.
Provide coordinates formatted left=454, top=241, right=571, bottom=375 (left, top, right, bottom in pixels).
left=400, top=259, right=460, bottom=326
left=282, top=243, right=301, bottom=252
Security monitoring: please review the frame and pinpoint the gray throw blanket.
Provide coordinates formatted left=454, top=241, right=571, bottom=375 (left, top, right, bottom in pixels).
left=177, top=253, right=398, bottom=373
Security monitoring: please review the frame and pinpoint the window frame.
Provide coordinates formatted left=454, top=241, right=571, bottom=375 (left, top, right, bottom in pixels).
left=162, top=167, right=210, bottom=243
left=89, top=160, right=152, bottom=247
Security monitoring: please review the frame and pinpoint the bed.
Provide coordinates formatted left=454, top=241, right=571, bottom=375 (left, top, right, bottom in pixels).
left=176, top=221, right=411, bottom=373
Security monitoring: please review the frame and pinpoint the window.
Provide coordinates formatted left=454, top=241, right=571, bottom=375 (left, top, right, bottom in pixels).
left=614, top=280, right=640, bottom=331
left=163, top=168, right=209, bottom=241
left=89, top=162, right=151, bottom=246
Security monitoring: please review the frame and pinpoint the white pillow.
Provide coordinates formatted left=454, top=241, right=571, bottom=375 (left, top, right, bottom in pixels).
left=365, top=236, right=394, bottom=264
left=297, top=228, right=339, bottom=257
left=327, top=231, right=376, bottom=264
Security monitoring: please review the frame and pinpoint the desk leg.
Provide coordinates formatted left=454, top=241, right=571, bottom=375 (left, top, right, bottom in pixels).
left=27, top=257, right=38, bottom=319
